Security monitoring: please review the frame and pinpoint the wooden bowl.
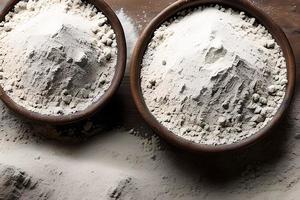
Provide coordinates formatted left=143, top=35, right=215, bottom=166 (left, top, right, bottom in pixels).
left=0, top=0, right=127, bottom=125
left=130, top=0, right=296, bottom=154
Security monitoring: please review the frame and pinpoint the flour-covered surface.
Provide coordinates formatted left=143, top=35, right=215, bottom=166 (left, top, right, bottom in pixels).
left=0, top=0, right=300, bottom=200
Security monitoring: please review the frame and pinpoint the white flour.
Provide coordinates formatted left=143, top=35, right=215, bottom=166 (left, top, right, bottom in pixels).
left=141, top=5, right=288, bottom=145
left=0, top=0, right=117, bottom=116
left=116, top=8, right=138, bottom=63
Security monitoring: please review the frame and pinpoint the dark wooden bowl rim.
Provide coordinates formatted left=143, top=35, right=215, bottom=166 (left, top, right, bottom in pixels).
left=130, top=0, right=296, bottom=154
left=0, top=0, right=127, bottom=125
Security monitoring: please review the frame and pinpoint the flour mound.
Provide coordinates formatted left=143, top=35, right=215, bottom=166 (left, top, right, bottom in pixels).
left=0, top=164, right=49, bottom=199
left=141, top=5, right=288, bottom=145
left=0, top=0, right=117, bottom=116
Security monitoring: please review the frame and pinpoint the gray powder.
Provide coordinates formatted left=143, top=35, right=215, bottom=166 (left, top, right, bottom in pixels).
left=141, top=5, right=287, bottom=145
left=0, top=0, right=117, bottom=116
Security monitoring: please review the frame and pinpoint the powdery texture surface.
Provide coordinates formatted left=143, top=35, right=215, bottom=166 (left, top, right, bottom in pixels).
left=141, top=5, right=288, bottom=145
left=116, top=8, right=138, bottom=63
left=0, top=0, right=117, bottom=116
left=0, top=164, right=52, bottom=199
left=0, top=99, right=300, bottom=200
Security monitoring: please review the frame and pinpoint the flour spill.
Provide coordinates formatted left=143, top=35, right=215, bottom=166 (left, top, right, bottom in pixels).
left=116, top=8, right=138, bottom=62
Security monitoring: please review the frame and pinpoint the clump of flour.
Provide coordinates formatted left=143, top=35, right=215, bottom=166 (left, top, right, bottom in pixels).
left=0, top=0, right=117, bottom=116
left=141, top=5, right=288, bottom=145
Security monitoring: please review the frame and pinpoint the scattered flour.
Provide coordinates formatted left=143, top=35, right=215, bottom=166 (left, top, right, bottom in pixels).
left=0, top=120, right=299, bottom=200
left=0, top=0, right=118, bottom=116
left=0, top=164, right=50, bottom=199
left=141, top=5, right=288, bottom=145
left=116, top=8, right=138, bottom=63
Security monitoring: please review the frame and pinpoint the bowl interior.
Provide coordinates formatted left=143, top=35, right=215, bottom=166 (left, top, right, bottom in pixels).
left=130, top=0, right=296, bottom=153
left=0, top=0, right=127, bottom=125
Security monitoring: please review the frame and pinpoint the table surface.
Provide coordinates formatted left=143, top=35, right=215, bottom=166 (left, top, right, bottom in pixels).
left=0, top=0, right=300, bottom=198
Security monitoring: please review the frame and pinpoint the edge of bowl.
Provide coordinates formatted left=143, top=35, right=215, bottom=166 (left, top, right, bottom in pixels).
left=130, top=0, right=296, bottom=154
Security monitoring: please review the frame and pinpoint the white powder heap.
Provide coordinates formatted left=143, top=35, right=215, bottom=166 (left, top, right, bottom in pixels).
left=141, top=5, right=288, bottom=145
left=0, top=0, right=117, bottom=116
